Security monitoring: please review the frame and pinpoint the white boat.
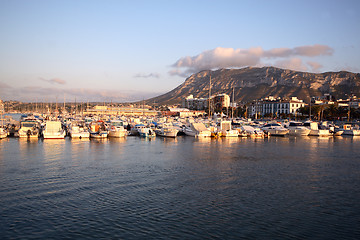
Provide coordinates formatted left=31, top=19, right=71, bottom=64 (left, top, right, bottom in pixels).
left=89, top=120, right=108, bottom=138
left=304, top=121, right=330, bottom=136
left=155, top=124, right=179, bottom=138
left=184, top=122, right=211, bottom=137
left=341, top=124, right=360, bottom=136
left=261, top=123, right=289, bottom=136
left=69, top=124, right=90, bottom=138
left=219, top=121, right=238, bottom=137
left=108, top=120, right=127, bottom=138
left=240, top=125, right=265, bottom=138
left=138, top=127, right=156, bottom=137
left=43, top=121, right=66, bottom=139
left=287, top=121, right=311, bottom=136
left=16, top=120, right=40, bottom=138
left=0, top=127, right=8, bottom=139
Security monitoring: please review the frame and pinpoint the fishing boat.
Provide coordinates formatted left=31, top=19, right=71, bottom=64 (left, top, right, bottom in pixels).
left=138, top=127, right=156, bottom=137
left=89, top=120, right=108, bottom=138
left=43, top=121, right=66, bottom=139
left=108, top=120, right=127, bottom=138
left=341, top=124, right=360, bottom=136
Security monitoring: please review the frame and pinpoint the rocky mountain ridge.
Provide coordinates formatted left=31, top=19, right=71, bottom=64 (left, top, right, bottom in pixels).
left=147, top=67, right=360, bottom=105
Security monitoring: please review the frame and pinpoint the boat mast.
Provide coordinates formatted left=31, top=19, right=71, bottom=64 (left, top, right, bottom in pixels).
left=208, top=73, right=211, bottom=118
left=231, top=87, right=234, bottom=119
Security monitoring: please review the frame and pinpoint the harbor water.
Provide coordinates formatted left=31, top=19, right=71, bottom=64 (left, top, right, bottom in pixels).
left=1, top=136, right=360, bottom=239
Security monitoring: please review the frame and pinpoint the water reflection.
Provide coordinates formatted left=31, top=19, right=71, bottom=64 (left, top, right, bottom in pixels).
left=42, top=139, right=66, bottom=163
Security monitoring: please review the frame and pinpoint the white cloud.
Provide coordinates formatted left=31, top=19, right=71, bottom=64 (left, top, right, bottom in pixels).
left=275, top=58, right=308, bottom=72
left=170, top=44, right=334, bottom=76
left=307, top=61, right=323, bottom=72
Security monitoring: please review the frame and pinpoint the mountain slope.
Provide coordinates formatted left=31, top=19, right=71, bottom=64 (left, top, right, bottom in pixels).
left=146, top=67, right=360, bottom=105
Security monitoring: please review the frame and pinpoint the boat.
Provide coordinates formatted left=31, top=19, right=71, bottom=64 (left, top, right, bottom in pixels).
left=69, top=123, right=90, bottom=138
left=304, top=121, right=331, bottom=136
left=0, top=115, right=8, bottom=139
left=341, top=124, right=360, bottom=136
left=261, top=123, right=289, bottom=136
left=219, top=121, right=238, bottom=137
left=183, top=122, right=211, bottom=137
left=328, top=125, right=344, bottom=136
left=43, top=121, right=66, bottom=139
left=155, top=124, right=179, bottom=138
left=138, top=127, right=156, bottom=137
left=108, top=120, right=127, bottom=138
left=0, top=127, right=7, bottom=139
left=89, top=120, right=108, bottom=138
left=240, top=125, right=265, bottom=138
left=15, top=120, right=40, bottom=138
left=286, top=121, right=311, bottom=136
left=129, top=124, right=146, bottom=136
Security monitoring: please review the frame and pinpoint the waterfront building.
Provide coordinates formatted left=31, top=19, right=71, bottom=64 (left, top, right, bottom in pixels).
left=182, top=95, right=208, bottom=110
left=212, top=94, right=230, bottom=109
left=182, top=93, right=230, bottom=111
left=248, top=96, right=306, bottom=118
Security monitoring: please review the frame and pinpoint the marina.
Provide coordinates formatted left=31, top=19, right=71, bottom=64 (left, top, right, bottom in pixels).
left=2, top=111, right=360, bottom=141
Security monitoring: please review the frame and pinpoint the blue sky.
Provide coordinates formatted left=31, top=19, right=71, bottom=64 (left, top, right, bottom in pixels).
left=0, top=0, right=359, bottom=102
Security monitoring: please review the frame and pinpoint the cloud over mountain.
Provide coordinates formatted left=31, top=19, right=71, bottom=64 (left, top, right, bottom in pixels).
left=170, top=45, right=334, bottom=77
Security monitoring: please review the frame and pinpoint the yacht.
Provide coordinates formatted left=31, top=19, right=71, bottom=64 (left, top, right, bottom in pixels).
left=286, top=121, right=311, bottom=136
left=184, top=122, right=211, bottom=137
left=155, top=124, right=179, bottom=138
left=16, top=120, right=40, bottom=138
left=69, top=123, right=90, bottom=138
left=304, top=121, right=331, bottom=136
left=240, top=125, right=265, bottom=138
left=219, top=121, right=238, bottom=137
left=0, top=127, right=8, bottom=139
left=261, top=123, right=289, bottom=136
left=43, top=121, right=66, bottom=139
left=108, top=120, right=127, bottom=138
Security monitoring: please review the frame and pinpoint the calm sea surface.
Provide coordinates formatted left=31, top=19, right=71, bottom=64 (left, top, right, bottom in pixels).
left=0, top=135, right=360, bottom=239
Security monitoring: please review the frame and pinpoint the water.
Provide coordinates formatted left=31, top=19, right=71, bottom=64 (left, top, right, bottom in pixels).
left=0, top=136, right=360, bottom=239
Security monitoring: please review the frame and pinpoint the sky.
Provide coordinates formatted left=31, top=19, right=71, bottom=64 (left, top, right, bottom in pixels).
left=0, top=0, right=359, bottom=102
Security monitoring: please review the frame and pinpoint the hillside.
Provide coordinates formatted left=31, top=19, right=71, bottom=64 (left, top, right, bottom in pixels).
left=146, top=67, right=360, bottom=105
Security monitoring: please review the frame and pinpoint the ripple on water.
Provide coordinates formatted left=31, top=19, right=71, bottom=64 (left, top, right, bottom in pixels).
left=0, top=137, right=360, bottom=239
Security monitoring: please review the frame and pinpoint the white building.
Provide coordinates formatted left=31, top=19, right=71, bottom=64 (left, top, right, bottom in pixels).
left=248, top=96, right=306, bottom=118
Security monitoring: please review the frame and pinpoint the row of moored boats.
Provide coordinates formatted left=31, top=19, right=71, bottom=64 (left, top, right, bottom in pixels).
left=1, top=114, right=360, bottom=140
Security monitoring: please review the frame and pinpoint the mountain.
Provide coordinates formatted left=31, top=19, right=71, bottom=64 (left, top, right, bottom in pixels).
left=146, top=67, right=360, bottom=105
